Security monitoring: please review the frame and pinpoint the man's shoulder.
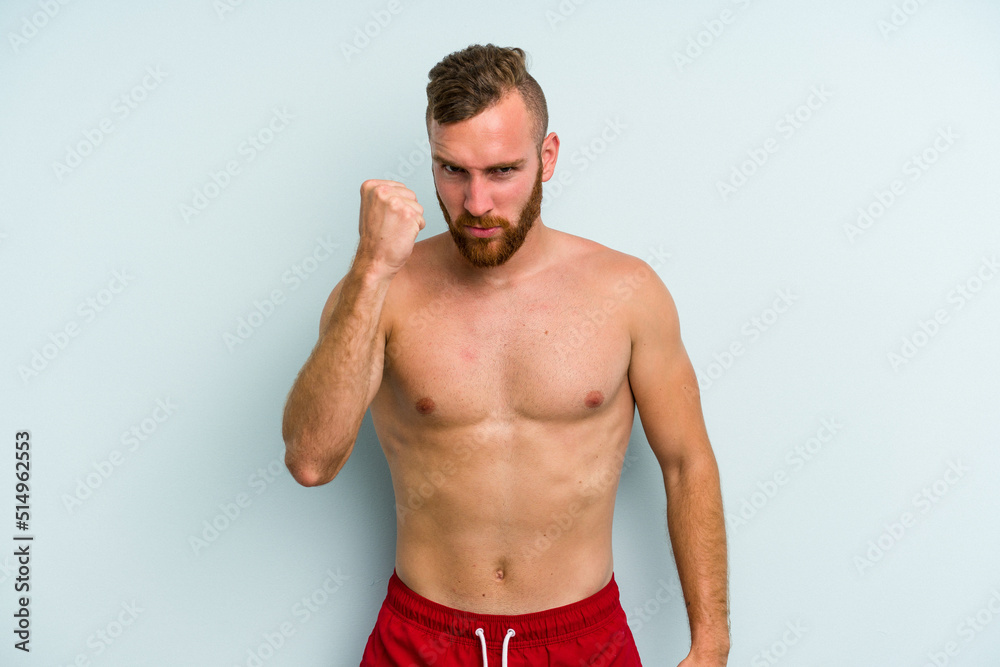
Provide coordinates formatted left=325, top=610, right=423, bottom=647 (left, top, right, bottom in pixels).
left=556, top=231, right=675, bottom=338
left=553, top=229, right=658, bottom=286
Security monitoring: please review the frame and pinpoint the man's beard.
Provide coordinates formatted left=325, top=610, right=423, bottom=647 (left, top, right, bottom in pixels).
left=436, top=162, right=543, bottom=268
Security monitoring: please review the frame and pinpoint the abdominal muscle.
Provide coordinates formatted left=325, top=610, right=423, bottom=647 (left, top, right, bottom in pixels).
left=371, top=398, right=634, bottom=615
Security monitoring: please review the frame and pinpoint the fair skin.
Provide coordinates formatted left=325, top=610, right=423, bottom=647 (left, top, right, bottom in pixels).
left=282, top=90, right=729, bottom=665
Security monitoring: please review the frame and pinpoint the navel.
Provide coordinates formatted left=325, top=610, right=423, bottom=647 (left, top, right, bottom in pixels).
left=415, top=397, right=436, bottom=415
left=495, top=568, right=505, bottom=581
left=584, top=390, right=605, bottom=408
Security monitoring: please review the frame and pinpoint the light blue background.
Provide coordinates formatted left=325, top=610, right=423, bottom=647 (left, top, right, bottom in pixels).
left=2, top=0, right=999, bottom=665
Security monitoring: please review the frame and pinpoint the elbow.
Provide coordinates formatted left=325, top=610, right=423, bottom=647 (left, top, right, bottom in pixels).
left=284, top=442, right=326, bottom=487
left=661, top=445, right=720, bottom=488
left=283, top=434, right=347, bottom=487
left=282, top=418, right=325, bottom=486
left=286, top=456, right=328, bottom=487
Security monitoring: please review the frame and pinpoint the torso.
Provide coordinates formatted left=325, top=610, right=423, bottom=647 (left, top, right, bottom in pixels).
left=370, top=228, right=640, bottom=613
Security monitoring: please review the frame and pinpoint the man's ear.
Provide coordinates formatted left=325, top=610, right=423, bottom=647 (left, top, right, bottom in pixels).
left=540, top=132, right=560, bottom=182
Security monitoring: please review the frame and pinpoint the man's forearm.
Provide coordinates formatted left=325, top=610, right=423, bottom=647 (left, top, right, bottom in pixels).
left=664, top=452, right=730, bottom=660
left=282, top=259, right=392, bottom=486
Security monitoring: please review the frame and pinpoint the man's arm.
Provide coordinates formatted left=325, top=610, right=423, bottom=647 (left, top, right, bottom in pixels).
left=626, top=259, right=730, bottom=666
left=282, top=180, right=425, bottom=487
left=281, top=263, right=391, bottom=487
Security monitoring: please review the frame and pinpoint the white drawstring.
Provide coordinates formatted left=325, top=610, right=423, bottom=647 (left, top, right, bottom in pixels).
left=475, top=629, right=487, bottom=666
left=474, top=627, right=516, bottom=667
left=501, top=628, right=515, bottom=665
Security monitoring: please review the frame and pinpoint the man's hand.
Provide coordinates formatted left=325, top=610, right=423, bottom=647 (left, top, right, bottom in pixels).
left=677, top=646, right=729, bottom=667
left=355, top=179, right=425, bottom=277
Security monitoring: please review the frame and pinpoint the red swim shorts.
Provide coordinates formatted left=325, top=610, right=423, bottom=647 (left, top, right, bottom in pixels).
left=360, top=569, right=643, bottom=666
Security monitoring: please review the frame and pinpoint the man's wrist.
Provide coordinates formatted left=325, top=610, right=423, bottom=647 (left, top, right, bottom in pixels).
left=349, top=253, right=396, bottom=288
left=689, top=633, right=730, bottom=662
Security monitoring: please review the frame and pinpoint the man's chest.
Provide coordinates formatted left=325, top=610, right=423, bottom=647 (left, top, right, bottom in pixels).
left=379, top=284, right=634, bottom=425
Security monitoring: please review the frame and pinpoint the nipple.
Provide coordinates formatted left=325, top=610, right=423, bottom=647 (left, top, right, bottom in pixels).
left=415, top=397, right=436, bottom=414
left=584, top=390, right=605, bottom=408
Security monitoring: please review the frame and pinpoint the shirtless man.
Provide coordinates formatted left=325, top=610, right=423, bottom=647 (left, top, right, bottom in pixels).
left=282, top=44, right=729, bottom=666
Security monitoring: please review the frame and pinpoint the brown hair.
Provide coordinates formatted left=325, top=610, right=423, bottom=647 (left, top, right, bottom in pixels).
left=426, top=44, right=548, bottom=149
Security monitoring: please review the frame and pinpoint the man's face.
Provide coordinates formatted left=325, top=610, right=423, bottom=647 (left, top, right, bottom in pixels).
left=430, top=92, right=547, bottom=269
left=435, top=160, right=542, bottom=268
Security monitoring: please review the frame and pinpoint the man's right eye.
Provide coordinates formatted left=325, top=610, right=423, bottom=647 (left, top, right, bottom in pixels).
left=442, top=165, right=463, bottom=173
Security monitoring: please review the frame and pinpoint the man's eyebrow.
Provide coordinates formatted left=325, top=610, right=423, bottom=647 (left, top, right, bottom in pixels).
left=432, top=155, right=527, bottom=170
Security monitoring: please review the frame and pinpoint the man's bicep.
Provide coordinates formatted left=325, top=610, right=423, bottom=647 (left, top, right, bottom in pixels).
left=628, top=266, right=711, bottom=472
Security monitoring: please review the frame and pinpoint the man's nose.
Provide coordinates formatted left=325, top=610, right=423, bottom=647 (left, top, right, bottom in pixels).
left=464, top=174, right=493, bottom=218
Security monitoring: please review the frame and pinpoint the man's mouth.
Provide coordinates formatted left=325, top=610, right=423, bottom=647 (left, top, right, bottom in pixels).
left=466, top=225, right=501, bottom=238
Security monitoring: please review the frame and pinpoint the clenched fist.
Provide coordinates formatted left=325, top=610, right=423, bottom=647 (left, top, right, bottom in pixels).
left=355, top=179, right=425, bottom=278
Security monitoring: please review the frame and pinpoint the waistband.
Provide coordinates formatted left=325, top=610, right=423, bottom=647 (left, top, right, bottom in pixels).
left=384, top=569, right=622, bottom=647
